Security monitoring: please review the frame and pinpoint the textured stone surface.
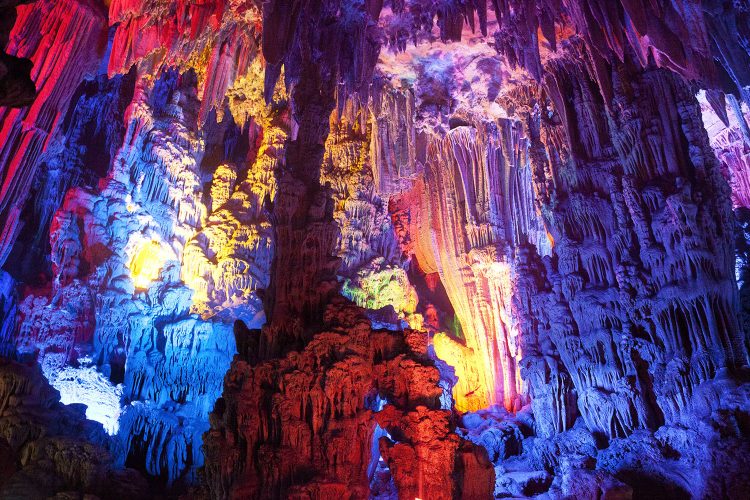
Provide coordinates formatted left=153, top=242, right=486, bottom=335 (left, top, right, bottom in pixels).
left=1, top=1, right=750, bottom=498
left=0, top=358, right=148, bottom=498
left=0, top=0, right=107, bottom=266
left=12, top=66, right=252, bottom=485
left=204, top=297, right=493, bottom=499
left=0, top=0, right=35, bottom=107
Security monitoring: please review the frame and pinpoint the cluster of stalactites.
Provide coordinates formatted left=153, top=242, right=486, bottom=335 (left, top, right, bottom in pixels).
left=508, top=39, right=746, bottom=440
left=107, top=0, right=262, bottom=125
left=0, top=0, right=108, bottom=268
left=363, top=4, right=750, bottom=443
left=492, top=0, right=750, bottom=102
left=421, top=121, right=545, bottom=412
left=203, top=298, right=494, bottom=499
left=0, top=1, right=35, bottom=107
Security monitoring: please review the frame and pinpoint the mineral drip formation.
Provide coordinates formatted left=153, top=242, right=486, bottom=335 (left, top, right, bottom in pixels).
left=0, top=1, right=750, bottom=499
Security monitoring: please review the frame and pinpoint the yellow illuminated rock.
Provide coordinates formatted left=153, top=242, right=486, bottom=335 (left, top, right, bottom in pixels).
left=432, top=332, right=487, bottom=413
left=130, top=240, right=168, bottom=289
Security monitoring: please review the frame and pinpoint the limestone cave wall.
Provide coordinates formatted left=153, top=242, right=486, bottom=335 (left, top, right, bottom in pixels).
left=0, top=1, right=749, bottom=499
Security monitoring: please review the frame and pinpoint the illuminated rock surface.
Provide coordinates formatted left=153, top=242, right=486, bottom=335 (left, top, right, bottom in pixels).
left=0, top=1, right=749, bottom=499
left=0, top=0, right=35, bottom=107
left=0, top=358, right=147, bottom=498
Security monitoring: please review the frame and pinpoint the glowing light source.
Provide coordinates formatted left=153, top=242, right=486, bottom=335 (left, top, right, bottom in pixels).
left=129, top=240, right=169, bottom=289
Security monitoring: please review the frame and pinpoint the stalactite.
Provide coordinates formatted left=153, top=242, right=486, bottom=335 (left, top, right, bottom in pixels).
left=1, top=2, right=750, bottom=498
left=204, top=298, right=493, bottom=498
left=0, top=0, right=35, bottom=108
left=511, top=41, right=744, bottom=440
left=0, top=0, right=107, bottom=266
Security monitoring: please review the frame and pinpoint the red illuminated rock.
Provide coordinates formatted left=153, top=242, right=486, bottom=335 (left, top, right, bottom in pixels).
left=108, top=0, right=260, bottom=124
left=1, top=2, right=750, bottom=499
left=204, top=297, right=494, bottom=498
left=0, top=0, right=107, bottom=266
left=0, top=0, right=35, bottom=107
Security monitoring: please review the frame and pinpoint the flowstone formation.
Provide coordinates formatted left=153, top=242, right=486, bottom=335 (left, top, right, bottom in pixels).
left=15, top=66, right=245, bottom=485
left=1, top=1, right=750, bottom=499
left=0, top=0, right=35, bottom=107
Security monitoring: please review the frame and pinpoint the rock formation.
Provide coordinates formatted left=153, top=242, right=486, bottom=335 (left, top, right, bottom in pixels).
left=1, top=1, right=750, bottom=499
left=0, top=0, right=35, bottom=107
left=0, top=0, right=107, bottom=265
left=0, top=358, right=148, bottom=498
left=204, top=297, right=494, bottom=499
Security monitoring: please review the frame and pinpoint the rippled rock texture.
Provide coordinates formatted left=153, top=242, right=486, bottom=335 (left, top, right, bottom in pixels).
left=0, top=358, right=148, bottom=498
left=0, top=0, right=35, bottom=107
left=1, top=1, right=750, bottom=499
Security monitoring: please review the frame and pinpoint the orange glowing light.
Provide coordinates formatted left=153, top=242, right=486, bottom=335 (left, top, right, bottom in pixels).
left=546, top=229, right=555, bottom=248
